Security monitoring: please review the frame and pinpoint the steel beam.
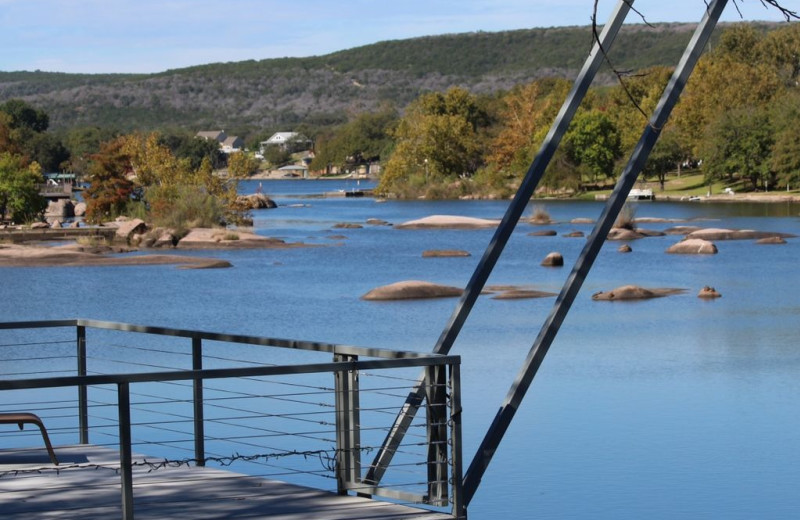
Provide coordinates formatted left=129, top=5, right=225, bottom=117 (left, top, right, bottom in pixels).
left=462, top=0, right=729, bottom=505
left=364, top=0, right=635, bottom=487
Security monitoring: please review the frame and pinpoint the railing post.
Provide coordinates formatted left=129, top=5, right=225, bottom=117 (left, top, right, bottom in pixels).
left=118, top=382, right=134, bottom=520
left=192, top=337, right=205, bottom=466
left=425, top=364, right=448, bottom=506
left=334, top=354, right=361, bottom=495
left=77, top=325, right=88, bottom=444
left=449, top=363, right=466, bottom=520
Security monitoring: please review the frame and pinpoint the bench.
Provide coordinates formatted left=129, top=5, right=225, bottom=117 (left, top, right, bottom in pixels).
left=0, top=413, right=58, bottom=465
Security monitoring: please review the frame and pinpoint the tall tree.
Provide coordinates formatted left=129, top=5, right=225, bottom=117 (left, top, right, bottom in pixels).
left=564, top=110, right=622, bottom=184
left=671, top=27, right=783, bottom=157
left=378, top=87, right=487, bottom=196
left=0, top=152, right=46, bottom=223
left=487, top=78, right=572, bottom=176
left=310, top=109, right=397, bottom=174
left=82, top=138, right=134, bottom=223
left=702, top=106, right=774, bottom=191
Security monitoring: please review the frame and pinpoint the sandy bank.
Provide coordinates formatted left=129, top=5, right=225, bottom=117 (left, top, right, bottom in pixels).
left=0, top=244, right=231, bottom=268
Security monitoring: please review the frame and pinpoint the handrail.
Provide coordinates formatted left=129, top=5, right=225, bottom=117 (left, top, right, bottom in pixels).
left=0, top=318, right=436, bottom=360
left=0, top=356, right=459, bottom=391
left=0, top=320, right=464, bottom=519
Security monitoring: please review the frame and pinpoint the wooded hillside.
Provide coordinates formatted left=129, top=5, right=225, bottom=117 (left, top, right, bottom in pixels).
left=0, top=22, right=778, bottom=134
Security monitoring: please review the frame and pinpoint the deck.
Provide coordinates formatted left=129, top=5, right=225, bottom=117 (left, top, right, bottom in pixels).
left=0, top=320, right=464, bottom=519
left=0, top=445, right=449, bottom=519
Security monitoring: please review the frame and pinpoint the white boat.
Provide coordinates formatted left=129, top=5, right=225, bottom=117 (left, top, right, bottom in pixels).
left=628, top=188, right=654, bottom=200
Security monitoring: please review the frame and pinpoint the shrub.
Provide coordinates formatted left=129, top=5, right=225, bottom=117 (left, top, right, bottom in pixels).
left=148, top=185, right=225, bottom=235
left=531, top=205, right=551, bottom=223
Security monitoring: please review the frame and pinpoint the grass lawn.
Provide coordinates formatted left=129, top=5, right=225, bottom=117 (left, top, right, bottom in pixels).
left=571, top=171, right=800, bottom=200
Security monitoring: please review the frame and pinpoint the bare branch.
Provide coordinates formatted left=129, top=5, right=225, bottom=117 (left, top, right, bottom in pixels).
left=759, top=0, right=799, bottom=21
left=592, top=0, right=798, bottom=130
left=591, top=1, right=652, bottom=123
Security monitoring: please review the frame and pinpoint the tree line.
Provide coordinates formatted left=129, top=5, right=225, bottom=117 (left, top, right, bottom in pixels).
left=359, top=23, right=800, bottom=198
left=0, top=23, right=710, bottom=133
left=0, top=104, right=255, bottom=228
left=2, top=23, right=798, bottom=226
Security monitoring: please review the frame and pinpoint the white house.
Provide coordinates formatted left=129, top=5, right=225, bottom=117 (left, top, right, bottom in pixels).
left=259, top=132, right=312, bottom=154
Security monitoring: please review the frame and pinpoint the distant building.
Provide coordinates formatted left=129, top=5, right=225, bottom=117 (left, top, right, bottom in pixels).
left=197, top=130, right=243, bottom=154
left=259, top=132, right=312, bottom=154
left=221, top=136, right=244, bottom=153
left=196, top=130, right=227, bottom=143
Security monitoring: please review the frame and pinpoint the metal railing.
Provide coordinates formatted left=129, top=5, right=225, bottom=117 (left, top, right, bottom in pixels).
left=0, top=319, right=464, bottom=519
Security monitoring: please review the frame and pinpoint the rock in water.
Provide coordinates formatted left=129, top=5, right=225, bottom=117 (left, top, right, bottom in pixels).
left=362, top=280, right=463, bottom=301
left=422, top=250, right=471, bottom=258
left=592, top=285, right=686, bottom=301
left=756, top=236, right=787, bottom=245
left=698, top=286, right=722, bottom=298
left=540, top=252, right=564, bottom=267
left=666, top=238, right=718, bottom=254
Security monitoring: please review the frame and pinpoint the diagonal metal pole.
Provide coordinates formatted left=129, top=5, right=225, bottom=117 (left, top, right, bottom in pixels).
left=364, top=0, right=635, bottom=487
left=462, top=0, right=729, bottom=505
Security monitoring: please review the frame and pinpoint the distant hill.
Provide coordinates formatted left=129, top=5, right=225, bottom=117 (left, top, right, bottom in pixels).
left=0, top=22, right=777, bottom=134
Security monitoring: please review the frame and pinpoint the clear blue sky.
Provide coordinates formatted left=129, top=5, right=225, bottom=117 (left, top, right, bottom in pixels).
left=0, top=0, right=794, bottom=74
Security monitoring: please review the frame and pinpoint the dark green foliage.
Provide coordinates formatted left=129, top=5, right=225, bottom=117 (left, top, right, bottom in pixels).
left=310, top=110, right=398, bottom=172
left=0, top=152, right=47, bottom=223
left=158, top=130, right=224, bottom=170
left=25, top=132, right=70, bottom=172
left=702, top=107, right=774, bottom=191
left=0, top=99, right=49, bottom=132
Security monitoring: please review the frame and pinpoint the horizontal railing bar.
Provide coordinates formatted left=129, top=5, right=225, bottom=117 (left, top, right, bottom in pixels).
left=0, top=319, right=79, bottom=330
left=0, top=319, right=443, bottom=361
left=0, top=356, right=459, bottom=391
left=76, top=319, right=435, bottom=360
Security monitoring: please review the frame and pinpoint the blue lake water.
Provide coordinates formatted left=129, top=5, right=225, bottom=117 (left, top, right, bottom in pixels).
left=2, top=179, right=799, bottom=519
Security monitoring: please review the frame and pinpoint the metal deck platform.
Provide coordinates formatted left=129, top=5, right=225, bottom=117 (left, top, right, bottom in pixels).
left=0, top=445, right=449, bottom=519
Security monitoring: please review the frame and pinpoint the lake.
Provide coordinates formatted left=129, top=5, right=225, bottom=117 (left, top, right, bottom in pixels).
left=2, top=179, right=799, bottom=519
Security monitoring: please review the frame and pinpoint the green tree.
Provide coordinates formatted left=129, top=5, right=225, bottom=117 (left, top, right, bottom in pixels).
left=0, top=153, right=46, bottom=223
left=263, top=145, right=292, bottom=167
left=771, top=125, right=800, bottom=190
left=310, top=109, right=397, bottom=174
left=227, top=151, right=260, bottom=178
left=378, top=87, right=487, bottom=196
left=607, top=66, right=674, bottom=153
left=760, top=23, right=800, bottom=87
left=702, top=107, right=774, bottom=191
left=642, top=128, right=684, bottom=190
left=0, top=99, right=49, bottom=133
left=62, top=126, right=119, bottom=176
left=26, top=132, right=70, bottom=172
left=564, top=110, right=621, bottom=184
left=158, top=131, right=224, bottom=171
left=769, top=91, right=800, bottom=189
left=120, top=132, right=243, bottom=227
left=672, top=27, right=782, bottom=157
